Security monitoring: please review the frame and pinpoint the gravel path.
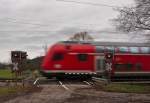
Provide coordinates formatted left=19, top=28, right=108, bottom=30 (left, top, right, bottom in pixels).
left=4, top=84, right=70, bottom=103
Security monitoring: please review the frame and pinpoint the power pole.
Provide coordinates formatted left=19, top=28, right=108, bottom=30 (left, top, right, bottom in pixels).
left=43, top=43, right=48, bottom=55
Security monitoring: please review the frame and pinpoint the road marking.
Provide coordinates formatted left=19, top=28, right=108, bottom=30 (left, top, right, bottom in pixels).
left=83, top=81, right=91, bottom=86
left=58, top=81, right=70, bottom=91
left=33, top=78, right=40, bottom=85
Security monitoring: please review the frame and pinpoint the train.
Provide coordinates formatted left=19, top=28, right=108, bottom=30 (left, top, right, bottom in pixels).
left=41, top=41, right=150, bottom=80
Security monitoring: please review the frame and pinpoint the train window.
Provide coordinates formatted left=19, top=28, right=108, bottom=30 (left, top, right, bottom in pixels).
left=105, top=47, right=114, bottom=52
left=140, top=47, right=150, bottom=53
left=115, top=47, right=119, bottom=53
left=52, top=53, right=64, bottom=61
left=96, top=46, right=105, bottom=53
left=126, top=63, right=133, bottom=69
left=135, top=63, right=142, bottom=70
left=129, top=47, right=139, bottom=53
left=114, top=64, right=125, bottom=69
left=115, top=63, right=133, bottom=70
left=118, top=47, right=129, bottom=53
left=78, top=54, right=88, bottom=61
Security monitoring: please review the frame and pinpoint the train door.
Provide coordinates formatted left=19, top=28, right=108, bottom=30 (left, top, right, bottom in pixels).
left=95, top=56, right=106, bottom=73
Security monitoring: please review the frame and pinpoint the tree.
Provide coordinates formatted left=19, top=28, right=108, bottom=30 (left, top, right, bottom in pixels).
left=113, top=0, right=150, bottom=33
left=69, top=32, right=94, bottom=41
left=25, top=56, right=44, bottom=71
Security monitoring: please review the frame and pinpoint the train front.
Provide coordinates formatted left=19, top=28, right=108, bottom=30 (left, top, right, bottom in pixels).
left=41, top=42, right=95, bottom=79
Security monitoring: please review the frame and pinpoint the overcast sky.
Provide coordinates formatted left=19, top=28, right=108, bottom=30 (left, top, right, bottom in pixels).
left=0, top=0, right=145, bottom=62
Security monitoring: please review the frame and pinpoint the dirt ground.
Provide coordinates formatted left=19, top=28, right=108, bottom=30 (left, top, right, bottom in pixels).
left=2, top=83, right=150, bottom=103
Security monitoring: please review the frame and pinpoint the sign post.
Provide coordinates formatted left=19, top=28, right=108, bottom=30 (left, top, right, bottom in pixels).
left=105, top=52, right=113, bottom=83
left=11, top=51, right=27, bottom=86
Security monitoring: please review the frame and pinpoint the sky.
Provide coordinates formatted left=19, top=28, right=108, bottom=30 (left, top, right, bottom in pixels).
left=0, top=0, right=144, bottom=62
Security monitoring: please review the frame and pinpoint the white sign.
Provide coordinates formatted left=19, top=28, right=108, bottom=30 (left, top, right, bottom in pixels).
left=12, top=62, right=19, bottom=71
left=106, top=63, right=112, bottom=71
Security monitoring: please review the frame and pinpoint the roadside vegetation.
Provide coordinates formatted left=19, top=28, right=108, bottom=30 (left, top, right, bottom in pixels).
left=0, top=56, right=44, bottom=79
left=97, top=83, right=150, bottom=93
left=0, top=85, right=34, bottom=96
left=0, top=56, right=44, bottom=102
left=0, top=69, right=13, bottom=79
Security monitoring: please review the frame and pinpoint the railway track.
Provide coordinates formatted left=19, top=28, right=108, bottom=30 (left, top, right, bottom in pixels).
left=1, top=76, right=150, bottom=87
left=32, top=77, right=94, bottom=92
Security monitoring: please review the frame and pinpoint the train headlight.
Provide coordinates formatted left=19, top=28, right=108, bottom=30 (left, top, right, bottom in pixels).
left=54, top=64, right=62, bottom=69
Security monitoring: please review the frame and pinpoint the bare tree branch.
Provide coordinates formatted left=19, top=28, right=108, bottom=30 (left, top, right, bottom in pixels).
left=68, top=32, right=94, bottom=41
left=113, top=0, right=150, bottom=33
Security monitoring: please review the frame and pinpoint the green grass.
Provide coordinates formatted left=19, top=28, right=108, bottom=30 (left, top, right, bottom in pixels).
left=0, top=87, right=19, bottom=96
left=0, top=69, right=13, bottom=79
left=0, top=69, right=42, bottom=80
left=0, top=86, right=29, bottom=97
left=101, top=83, right=150, bottom=93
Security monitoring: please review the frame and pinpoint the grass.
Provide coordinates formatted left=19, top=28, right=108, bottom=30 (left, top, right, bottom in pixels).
left=0, top=86, right=20, bottom=96
left=100, top=83, right=150, bottom=93
left=0, top=69, right=33, bottom=79
left=0, top=69, right=13, bottom=79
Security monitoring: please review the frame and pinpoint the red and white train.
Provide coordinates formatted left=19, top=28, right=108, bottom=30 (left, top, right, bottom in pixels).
left=41, top=41, right=150, bottom=79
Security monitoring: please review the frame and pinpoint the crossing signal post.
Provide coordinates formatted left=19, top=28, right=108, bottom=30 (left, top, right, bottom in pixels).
left=11, top=51, right=28, bottom=86
left=104, top=52, right=113, bottom=83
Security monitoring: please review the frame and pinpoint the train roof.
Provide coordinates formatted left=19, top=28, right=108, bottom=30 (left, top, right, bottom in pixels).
left=60, top=41, right=150, bottom=47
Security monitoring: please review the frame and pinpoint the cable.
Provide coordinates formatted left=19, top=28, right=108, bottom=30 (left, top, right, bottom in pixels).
left=0, top=30, right=79, bottom=32
left=0, top=17, right=105, bottom=27
left=0, top=17, right=111, bottom=31
left=1, top=18, right=50, bottom=27
left=56, top=0, right=121, bottom=8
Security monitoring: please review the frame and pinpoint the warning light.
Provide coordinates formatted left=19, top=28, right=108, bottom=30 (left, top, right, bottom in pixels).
left=105, top=52, right=113, bottom=60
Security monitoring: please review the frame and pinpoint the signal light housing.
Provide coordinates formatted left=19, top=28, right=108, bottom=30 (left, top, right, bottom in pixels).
left=11, top=51, right=27, bottom=62
left=21, top=52, right=28, bottom=59
left=105, top=52, right=113, bottom=60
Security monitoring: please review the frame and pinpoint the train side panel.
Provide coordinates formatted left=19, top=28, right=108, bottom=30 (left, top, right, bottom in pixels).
left=113, top=54, right=150, bottom=76
left=41, top=41, right=150, bottom=79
